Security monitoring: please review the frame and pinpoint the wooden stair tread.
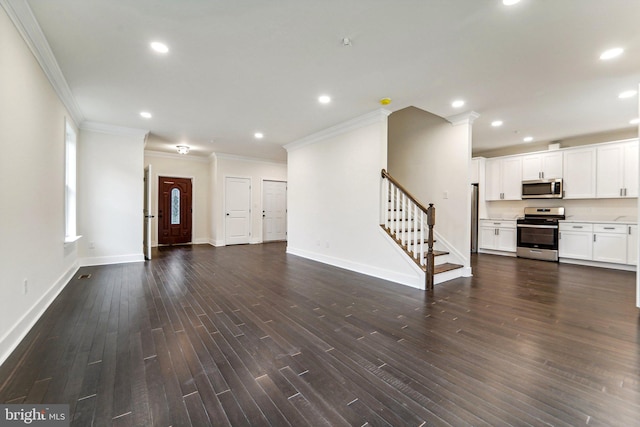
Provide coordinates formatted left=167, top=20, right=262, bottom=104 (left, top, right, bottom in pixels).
left=433, top=250, right=448, bottom=257
left=434, top=263, right=464, bottom=274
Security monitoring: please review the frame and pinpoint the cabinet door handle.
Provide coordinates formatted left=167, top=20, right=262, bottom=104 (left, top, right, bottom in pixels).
left=629, top=226, right=632, bottom=235
left=572, top=226, right=583, bottom=229
left=604, top=227, right=615, bottom=230
left=593, top=235, right=596, bottom=242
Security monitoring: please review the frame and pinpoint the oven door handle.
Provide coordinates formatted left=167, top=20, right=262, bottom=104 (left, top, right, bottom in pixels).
left=517, top=224, right=558, bottom=229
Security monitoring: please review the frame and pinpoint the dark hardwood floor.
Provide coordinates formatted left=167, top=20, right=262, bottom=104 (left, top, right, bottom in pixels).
left=1, top=243, right=639, bottom=426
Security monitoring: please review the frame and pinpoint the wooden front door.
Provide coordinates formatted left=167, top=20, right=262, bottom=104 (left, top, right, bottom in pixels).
left=158, top=176, right=192, bottom=245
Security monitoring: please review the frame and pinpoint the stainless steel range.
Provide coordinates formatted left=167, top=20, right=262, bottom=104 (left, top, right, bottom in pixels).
left=516, top=207, right=565, bottom=261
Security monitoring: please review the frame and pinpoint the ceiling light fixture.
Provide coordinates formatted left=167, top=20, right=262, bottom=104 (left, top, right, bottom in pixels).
left=452, top=100, right=465, bottom=108
left=491, top=120, right=503, bottom=127
left=150, top=41, right=169, bottom=54
left=318, top=95, right=331, bottom=104
left=254, top=132, right=264, bottom=139
left=523, top=136, right=533, bottom=142
left=176, top=145, right=189, bottom=154
left=503, top=0, right=521, bottom=5
left=342, top=37, right=352, bottom=47
left=618, top=90, right=637, bottom=99
left=600, top=47, right=624, bottom=60
left=140, top=111, right=152, bottom=119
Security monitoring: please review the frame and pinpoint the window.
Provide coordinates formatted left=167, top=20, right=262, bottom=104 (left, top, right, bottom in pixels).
left=171, top=188, right=180, bottom=224
left=64, top=120, right=79, bottom=242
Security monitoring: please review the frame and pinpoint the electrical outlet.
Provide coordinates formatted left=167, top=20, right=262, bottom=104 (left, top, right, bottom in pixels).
left=23, top=279, right=28, bottom=295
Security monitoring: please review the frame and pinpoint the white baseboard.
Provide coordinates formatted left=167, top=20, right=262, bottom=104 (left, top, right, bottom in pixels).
left=559, top=258, right=636, bottom=271
left=286, top=246, right=423, bottom=289
left=79, top=253, right=144, bottom=267
left=0, top=261, right=80, bottom=367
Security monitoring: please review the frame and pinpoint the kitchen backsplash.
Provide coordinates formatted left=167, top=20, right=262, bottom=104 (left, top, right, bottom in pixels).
left=483, top=198, right=638, bottom=221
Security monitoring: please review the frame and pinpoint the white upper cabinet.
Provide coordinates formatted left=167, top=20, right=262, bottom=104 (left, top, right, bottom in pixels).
left=521, top=151, right=563, bottom=181
left=563, top=147, right=596, bottom=199
left=485, top=157, right=522, bottom=201
left=596, top=140, right=638, bottom=198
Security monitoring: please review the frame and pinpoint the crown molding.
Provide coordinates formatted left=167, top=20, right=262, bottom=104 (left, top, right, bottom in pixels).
left=145, top=150, right=211, bottom=163
left=1, top=0, right=85, bottom=126
left=446, top=111, right=481, bottom=126
left=212, top=152, right=287, bottom=165
left=284, top=108, right=391, bottom=152
left=80, top=121, right=149, bottom=139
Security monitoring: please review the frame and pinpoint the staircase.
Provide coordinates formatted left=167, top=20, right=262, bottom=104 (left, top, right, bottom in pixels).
left=380, top=169, right=463, bottom=290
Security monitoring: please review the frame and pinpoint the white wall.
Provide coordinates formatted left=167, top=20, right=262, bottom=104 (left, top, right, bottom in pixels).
left=78, top=124, right=146, bottom=265
left=286, top=110, right=423, bottom=288
left=0, top=6, right=79, bottom=364
left=388, top=107, right=475, bottom=271
left=144, top=151, right=211, bottom=246
left=211, top=154, right=287, bottom=246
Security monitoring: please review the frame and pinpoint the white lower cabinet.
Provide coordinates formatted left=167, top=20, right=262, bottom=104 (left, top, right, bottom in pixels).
left=559, top=222, right=636, bottom=265
left=593, top=224, right=627, bottom=264
left=479, top=220, right=516, bottom=252
left=559, top=223, right=593, bottom=260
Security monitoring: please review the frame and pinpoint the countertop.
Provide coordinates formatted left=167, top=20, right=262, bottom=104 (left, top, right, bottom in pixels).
left=480, top=216, right=637, bottom=224
left=561, top=216, right=637, bottom=225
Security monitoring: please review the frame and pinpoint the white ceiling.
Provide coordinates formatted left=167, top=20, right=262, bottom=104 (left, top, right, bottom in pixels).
left=18, top=0, right=640, bottom=161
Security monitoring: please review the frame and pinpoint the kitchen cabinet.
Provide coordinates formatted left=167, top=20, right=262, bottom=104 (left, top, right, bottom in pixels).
left=559, top=221, right=636, bottom=265
left=562, top=147, right=596, bottom=199
left=559, top=223, right=593, bottom=260
left=596, top=140, right=639, bottom=198
left=479, top=220, right=516, bottom=252
left=485, top=157, right=522, bottom=201
left=628, top=225, right=638, bottom=265
left=521, top=151, right=563, bottom=180
left=593, top=224, right=627, bottom=264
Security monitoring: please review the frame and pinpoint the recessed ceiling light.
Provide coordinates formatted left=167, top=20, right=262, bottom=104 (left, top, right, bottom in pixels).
left=140, top=111, right=152, bottom=119
left=618, top=90, right=638, bottom=99
left=491, top=120, right=503, bottom=127
left=150, top=41, right=169, bottom=54
left=523, top=136, right=533, bottom=142
left=318, top=95, right=331, bottom=104
left=254, top=132, right=264, bottom=139
left=631, top=118, right=640, bottom=125
left=451, top=99, right=465, bottom=108
left=503, top=0, right=521, bottom=5
left=600, top=47, right=624, bottom=60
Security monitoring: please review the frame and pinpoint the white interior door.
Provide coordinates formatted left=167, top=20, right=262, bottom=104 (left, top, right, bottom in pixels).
left=225, top=177, right=251, bottom=245
left=263, top=180, right=287, bottom=242
left=143, top=164, right=153, bottom=259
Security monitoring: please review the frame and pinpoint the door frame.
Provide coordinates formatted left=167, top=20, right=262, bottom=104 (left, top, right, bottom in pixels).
left=223, top=175, right=253, bottom=245
left=156, top=174, right=195, bottom=245
left=143, top=164, right=153, bottom=259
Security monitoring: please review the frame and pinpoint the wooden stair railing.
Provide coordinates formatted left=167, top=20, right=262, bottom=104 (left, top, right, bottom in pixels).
left=381, top=169, right=436, bottom=290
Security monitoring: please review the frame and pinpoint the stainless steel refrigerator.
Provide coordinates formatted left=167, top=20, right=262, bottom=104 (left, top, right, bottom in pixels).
left=471, top=183, right=479, bottom=253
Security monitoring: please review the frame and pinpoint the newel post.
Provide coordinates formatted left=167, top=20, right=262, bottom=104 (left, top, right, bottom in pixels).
left=425, top=203, right=435, bottom=291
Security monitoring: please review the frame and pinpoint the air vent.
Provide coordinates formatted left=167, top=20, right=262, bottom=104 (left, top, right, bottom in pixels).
left=78, top=274, right=92, bottom=280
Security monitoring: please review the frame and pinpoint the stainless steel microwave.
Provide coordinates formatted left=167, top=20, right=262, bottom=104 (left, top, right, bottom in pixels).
left=521, top=178, right=563, bottom=199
